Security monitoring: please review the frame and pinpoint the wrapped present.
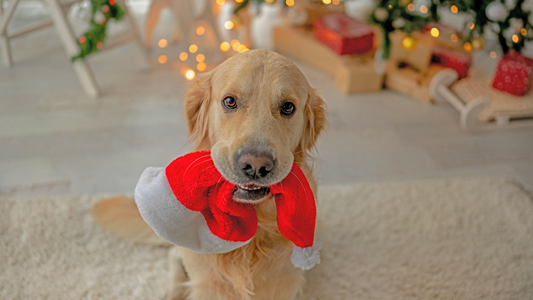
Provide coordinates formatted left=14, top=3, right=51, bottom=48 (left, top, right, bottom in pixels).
left=492, top=51, right=533, bottom=96
left=385, top=65, right=447, bottom=104
left=313, top=13, right=374, bottom=55
left=273, top=25, right=383, bottom=93
left=390, top=31, right=435, bottom=74
left=431, top=46, right=471, bottom=79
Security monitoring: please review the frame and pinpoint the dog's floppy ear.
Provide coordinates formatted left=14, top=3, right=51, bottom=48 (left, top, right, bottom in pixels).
left=184, top=72, right=212, bottom=149
left=300, top=88, right=327, bottom=152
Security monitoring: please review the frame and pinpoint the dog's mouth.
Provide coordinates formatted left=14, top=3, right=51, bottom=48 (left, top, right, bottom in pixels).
left=233, top=184, right=271, bottom=203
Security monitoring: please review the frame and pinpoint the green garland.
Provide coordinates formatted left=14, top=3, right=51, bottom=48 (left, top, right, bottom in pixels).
left=72, top=0, right=124, bottom=61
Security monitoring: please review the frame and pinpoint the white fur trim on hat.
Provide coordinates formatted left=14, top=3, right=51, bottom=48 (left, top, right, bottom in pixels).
left=290, top=241, right=322, bottom=271
left=134, top=167, right=251, bottom=254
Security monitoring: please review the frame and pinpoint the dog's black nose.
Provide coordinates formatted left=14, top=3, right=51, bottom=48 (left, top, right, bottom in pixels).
left=237, top=153, right=274, bottom=179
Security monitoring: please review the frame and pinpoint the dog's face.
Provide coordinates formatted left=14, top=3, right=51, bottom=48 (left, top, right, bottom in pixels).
left=184, top=50, right=326, bottom=203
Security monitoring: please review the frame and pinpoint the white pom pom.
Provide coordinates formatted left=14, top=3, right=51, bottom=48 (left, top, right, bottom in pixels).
left=486, top=2, right=509, bottom=22
left=290, top=241, right=322, bottom=271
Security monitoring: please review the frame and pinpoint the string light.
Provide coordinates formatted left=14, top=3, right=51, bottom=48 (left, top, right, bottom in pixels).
left=216, top=0, right=225, bottom=5
left=79, top=36, right=86, bottom=43
left=196, top=54, right=205, bottom=63
left=490, top=51, right=497, bottom=59
left=450, top=34, right=458, bottom=42
left=451, top=5, right=458, bottom=13
left=109, top=0, right=116, bottom=4
left=512, top=34, right=519, bottom=43
left=224, top=21, right=234, bottom=30
left=389, top=4, right=392, bottom=9
left=231, top=39, right=239, bottom=46
left=322, top=0, right=331, bottom=4
left=408, top=4, right=415, bottom=11
left=189, top=44, right=198, bottom=53
left=463, top=42, right=472, bottom=51
left=521, top=28, right=527, bottom=36
left=232, top=41, right=241, bottom=51
left=430, top=28, right=439, bottom=37
left=420, top=5, right=428, bottom=14
left=196, top=26, right=205, bottom=35
left=220, top=42, right=230, bottom=51
left=197, top=62, right=207, bottom=71
left=185, top=70, right=195, bottom=80
left=158, top=39, right=167, bottom=48
left=332, top=0, right=340, bottom=4
left=286, top=0, right=294, bottom=6
left=237, top=44, right=247, bottom=52
left=179, top=52, right=188, bottom=61
left=470, top=22, right=475, bottom=30
left=158, top=55, right=167, bottom=64
left=236, top=0, right=243, bottom=2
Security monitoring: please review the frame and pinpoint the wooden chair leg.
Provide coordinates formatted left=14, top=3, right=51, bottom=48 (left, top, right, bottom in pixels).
left=174, top=0, right=195, bottom=47
left=0, top=0, right=19, bottom=67
left=120, top=0, right=152, bottom=69
left=199, top=0, right=224, bottom=46
left=45, top=0, right=99, bottom=96
left=144, top=0, right=168, bottom=49
left=0, top=35, right=12, bottom=67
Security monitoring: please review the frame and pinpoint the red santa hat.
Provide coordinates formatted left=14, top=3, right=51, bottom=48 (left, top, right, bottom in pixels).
left=135, top=151, right=321, bottom=271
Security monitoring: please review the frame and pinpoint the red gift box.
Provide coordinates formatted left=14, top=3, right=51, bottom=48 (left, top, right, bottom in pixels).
left=492, top=51, right=533, bottom=96
left=313, top=13, right=374, bottom=55
left=431, top=46, right=471, bottom=79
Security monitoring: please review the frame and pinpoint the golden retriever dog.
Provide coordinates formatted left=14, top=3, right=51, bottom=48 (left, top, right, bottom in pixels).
left=92, top=49, right=327, bottom=300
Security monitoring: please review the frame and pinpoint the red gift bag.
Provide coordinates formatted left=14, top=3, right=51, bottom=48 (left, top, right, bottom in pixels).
left=492, top=51, right=533, bottom=96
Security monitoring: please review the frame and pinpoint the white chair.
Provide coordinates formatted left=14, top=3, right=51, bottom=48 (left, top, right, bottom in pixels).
left=0, top=0, right=150, bottom=96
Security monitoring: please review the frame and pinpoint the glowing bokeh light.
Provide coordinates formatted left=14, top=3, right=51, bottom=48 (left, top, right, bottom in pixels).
left=197, top=62, right=206, bottom=72
left=451, top=5, right=458, bottom=13
left=224, top=21, right=234, bottom=30
left=185, top=70, right=195, bottom=80
left=220, top=42, right=230, bottom=51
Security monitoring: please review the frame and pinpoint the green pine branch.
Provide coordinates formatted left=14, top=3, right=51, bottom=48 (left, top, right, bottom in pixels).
left=72, top=0, right=125, bottom=61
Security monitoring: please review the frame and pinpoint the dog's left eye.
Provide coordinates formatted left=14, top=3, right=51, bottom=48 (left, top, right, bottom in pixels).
left=223, top=97, right=238, bottom=110
left=281, top=102, right=295, bottom=115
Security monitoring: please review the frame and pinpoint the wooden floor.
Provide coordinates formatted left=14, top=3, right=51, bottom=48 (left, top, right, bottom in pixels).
left=1, top=3, right=532, bottom=196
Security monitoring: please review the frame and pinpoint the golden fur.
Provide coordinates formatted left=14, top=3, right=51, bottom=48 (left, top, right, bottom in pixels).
left=92, top=49, right=327, bottom=300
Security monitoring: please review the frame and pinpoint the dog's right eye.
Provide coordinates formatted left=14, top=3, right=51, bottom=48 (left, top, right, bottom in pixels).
left=223, top=97, right=237, bottom=110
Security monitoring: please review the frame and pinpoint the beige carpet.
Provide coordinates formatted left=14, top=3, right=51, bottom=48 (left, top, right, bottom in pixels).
left=1, top=178, right=533, bottom=300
